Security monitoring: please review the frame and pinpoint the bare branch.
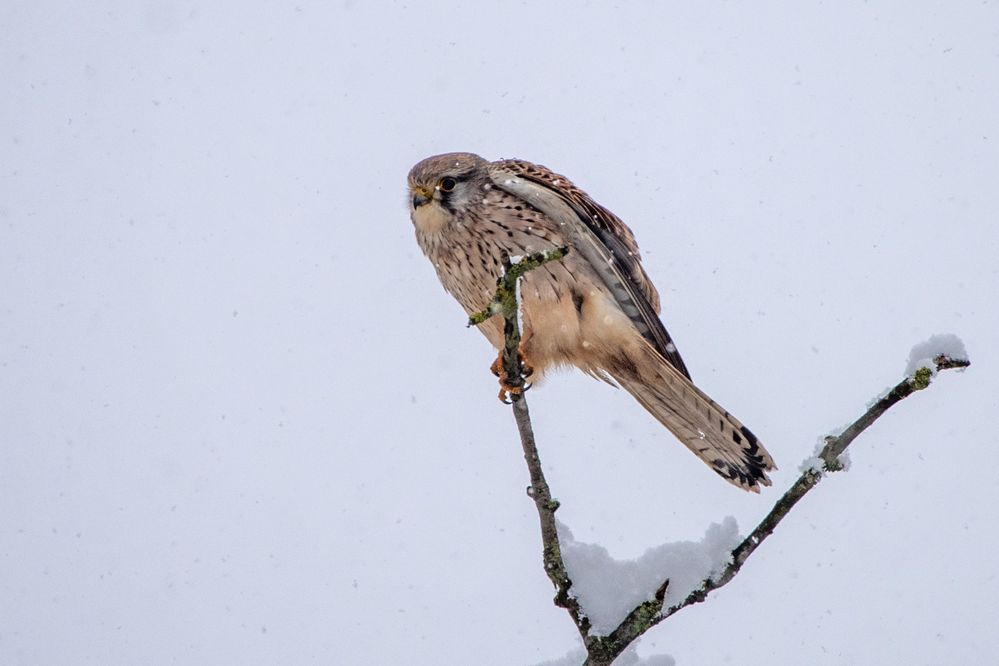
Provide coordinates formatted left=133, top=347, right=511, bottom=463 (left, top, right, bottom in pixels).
left=469, top=248, right=593, bottom=639
left=510, top=395, right=592, bottom=640
left=474, top=253, right=970, bottom=665
left=658, top=353, right=970, bottom=625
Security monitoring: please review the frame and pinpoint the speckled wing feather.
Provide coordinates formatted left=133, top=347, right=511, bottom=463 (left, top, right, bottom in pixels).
left=489, top=159, right=691, bottom=378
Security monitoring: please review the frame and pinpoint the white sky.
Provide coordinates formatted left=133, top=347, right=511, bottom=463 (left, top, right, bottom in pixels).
left=2, top=1, right=997, bottom=664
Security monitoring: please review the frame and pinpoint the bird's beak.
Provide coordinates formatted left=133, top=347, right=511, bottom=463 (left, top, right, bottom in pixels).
left=412, top=187, right=431, bottom=208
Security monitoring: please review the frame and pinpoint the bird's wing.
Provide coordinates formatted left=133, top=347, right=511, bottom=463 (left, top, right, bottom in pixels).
left=489, top=159, right=691, bottom=379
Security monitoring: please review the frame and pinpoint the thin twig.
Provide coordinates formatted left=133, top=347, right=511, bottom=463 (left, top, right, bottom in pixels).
left=657, top=354, right=970, bottom=625
left=468, top=249, right=593, bottom=638
left=510, top=394, right=592, bottom=639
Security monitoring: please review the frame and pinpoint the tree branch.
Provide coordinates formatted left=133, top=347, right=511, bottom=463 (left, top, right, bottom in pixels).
left=468, top=248, right=593, bottom=640
left=589, top=353, right=969, bottom=663
left=472, top=254, right=970, bottom=666
left=659, top=353, right=970, bottom=624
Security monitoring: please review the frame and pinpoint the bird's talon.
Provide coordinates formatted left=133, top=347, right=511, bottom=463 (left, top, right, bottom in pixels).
left=491, top=348, right=533, bottom=401
left=497, top=381, right=525, bottom=403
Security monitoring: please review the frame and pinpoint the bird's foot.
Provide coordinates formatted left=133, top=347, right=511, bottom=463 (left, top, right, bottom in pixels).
left=490, top=348, right=534, bottom=403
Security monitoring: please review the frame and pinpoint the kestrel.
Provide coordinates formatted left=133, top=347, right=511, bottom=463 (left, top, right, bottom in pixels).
left=408, top=152, right=775, bottom=491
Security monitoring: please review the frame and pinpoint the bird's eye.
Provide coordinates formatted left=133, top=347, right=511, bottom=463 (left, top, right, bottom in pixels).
left=439, top=177, right=457, bottom=192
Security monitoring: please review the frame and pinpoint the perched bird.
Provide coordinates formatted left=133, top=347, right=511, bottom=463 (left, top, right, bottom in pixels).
left=408, top=152, right=775, bottom=491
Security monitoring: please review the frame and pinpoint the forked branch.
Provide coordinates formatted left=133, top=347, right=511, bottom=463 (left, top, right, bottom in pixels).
left=471, top=256, right=970, bottom=666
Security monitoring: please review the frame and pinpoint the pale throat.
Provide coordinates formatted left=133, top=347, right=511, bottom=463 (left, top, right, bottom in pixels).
left=411, top=200, right=452, bottom=236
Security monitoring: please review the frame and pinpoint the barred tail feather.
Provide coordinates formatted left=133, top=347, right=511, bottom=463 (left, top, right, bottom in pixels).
left=611, top=346, right=776, bottom=492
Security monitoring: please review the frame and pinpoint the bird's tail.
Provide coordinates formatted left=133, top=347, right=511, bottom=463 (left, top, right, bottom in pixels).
left=609, top=343, right=776, bottom=492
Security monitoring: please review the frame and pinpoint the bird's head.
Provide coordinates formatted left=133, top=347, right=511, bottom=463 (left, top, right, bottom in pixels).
left=408, top=152, right=489, bottom=233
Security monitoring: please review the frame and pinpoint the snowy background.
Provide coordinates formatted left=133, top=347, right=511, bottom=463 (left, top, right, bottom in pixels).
left=2, top=2, right=997, bottom=664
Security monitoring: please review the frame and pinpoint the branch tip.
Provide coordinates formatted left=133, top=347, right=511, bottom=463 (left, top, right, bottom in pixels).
left=933, top=354, right=970, bottom=371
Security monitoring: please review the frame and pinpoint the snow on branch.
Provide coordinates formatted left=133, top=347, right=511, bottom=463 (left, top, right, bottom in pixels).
left=558, top=518, right=740, bottom=635
left=473, top=259, right=971, bottom=666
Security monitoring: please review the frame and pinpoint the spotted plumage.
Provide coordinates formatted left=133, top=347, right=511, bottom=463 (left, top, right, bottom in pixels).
left=408, top=152, right=776, bottom=491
